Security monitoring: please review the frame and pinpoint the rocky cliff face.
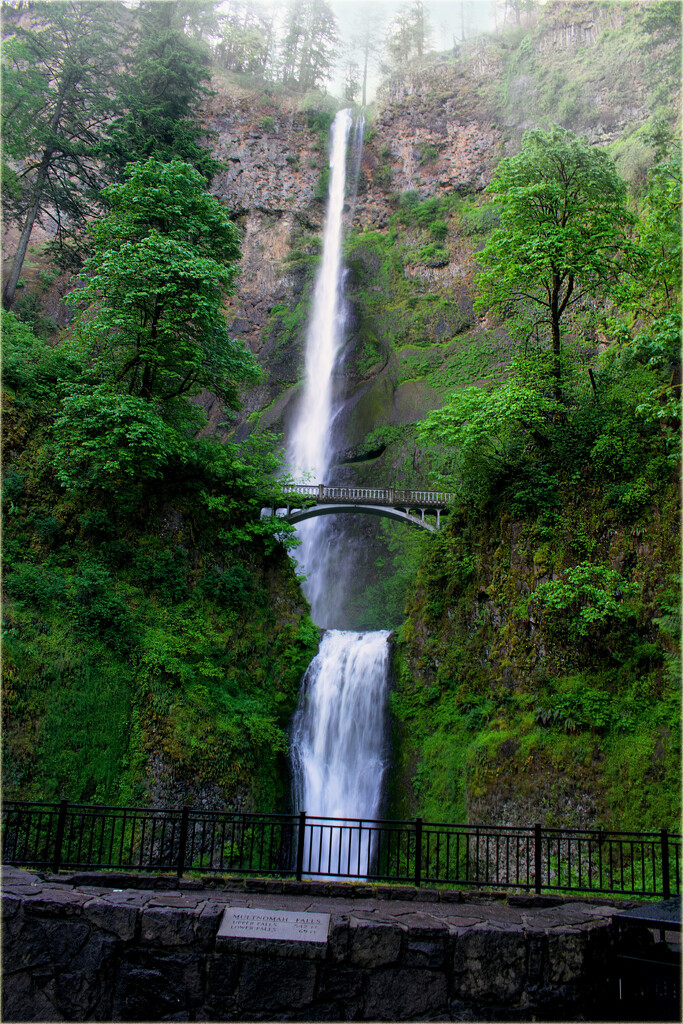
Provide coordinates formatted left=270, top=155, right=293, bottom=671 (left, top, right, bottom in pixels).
left=193, top=2, right=679, bottom=638
left=203, top=80, right=501, bottom=450
left=204, top=1, right=674, bottom=457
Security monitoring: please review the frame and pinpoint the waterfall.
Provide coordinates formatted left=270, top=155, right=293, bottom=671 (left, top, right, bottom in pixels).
left=287, top=106, right=351, bottom=487
left=287, top=109, right=390, bottom=876
left=287, top=107, right=352, bottom=626
left=290, top=630, right=390, bottom=874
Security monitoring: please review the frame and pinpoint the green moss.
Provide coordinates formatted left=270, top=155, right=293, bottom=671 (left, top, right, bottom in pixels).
left=2, top=319, right=319, bottom=811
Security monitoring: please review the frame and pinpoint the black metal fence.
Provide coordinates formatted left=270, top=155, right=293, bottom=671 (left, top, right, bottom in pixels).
left=2, top=801, right=680, bottom=899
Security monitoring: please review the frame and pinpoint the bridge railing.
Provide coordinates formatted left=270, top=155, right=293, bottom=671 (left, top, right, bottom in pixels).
left=278, top=484, right=455, bottom=508
left=3, top=800, right=680, bottom=898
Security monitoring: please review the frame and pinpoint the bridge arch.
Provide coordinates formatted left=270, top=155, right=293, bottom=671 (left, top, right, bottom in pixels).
left=262, top=483, right=452, bottom=535
left=283, top=502, right=436, bottom=533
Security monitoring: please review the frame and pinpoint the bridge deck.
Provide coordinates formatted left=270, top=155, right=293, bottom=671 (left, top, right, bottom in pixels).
left=279, top=484, right=454, bottom=509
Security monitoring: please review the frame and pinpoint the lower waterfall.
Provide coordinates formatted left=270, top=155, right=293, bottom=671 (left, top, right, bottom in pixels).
left=290, top=629, right=391, bottom=875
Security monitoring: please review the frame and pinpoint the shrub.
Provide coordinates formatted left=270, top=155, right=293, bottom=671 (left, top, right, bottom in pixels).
left=373, top=164, right=392, bottom=190
left=314, top=166, right=330, bottom=201
left=54, top=384, right=190, bottom=491
left=415, top=243, right=449, bottom=267
left=533, top=563, right=639, bottom=653
left=5, top=563, right=65, bottom=611
left=429, top=219, right=448, bottom=240
left=12, top=291, right=58, bottom=340
left=73, top=566, right=137, bottom=652
left=419, top=144, right=439, bottom=165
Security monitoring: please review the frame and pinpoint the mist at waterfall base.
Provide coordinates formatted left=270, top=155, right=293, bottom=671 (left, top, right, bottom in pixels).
left=286, top=109, right=393, bottom=877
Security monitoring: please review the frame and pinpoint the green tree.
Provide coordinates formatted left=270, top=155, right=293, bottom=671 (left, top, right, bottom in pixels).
left=417, top=369, right=561, bottom=507
left=475, top=126, right=633, bottom=399
left=215, top=0, right=276, bottom=77
left=2, top=1, right=124, bottom=307
left=279, top=0, right=339, bottom=91
left=64, top=159, right=260, bottom=410
left=635, top=132, right=681, bottom=315
left=100, top=0, right=222, bottom=184
left=385, top=0, right=430, bottom=69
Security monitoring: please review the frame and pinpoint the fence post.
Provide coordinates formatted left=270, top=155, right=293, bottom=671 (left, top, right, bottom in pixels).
left=661, top=828, right=670, bottom=900
left=52, top=799, right=68, bottom=874
left=414, top=818, right=423, bottom=887
left=176, top=805, right=190, bottom=878
left=296, top=811, right=306, bottom=882
left=534, top=823, right=542, bottom=895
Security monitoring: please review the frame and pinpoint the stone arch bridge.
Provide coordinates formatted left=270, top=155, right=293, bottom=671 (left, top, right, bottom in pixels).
left=263, top=484, right=454, bottom=533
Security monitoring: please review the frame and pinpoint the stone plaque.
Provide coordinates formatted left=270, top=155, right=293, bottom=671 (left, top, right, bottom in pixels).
left=218, top=907, right=330, bottom=943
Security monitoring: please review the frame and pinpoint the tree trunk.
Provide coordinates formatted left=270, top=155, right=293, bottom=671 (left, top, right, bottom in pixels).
left=3, top=69, right=73, bottom=310
left=3, top=151, right=52, bottom=310
left=550, top=279, right=562, bottom=403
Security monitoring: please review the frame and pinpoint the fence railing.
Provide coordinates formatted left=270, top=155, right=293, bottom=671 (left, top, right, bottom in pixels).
left=278, top=484, right=455, bottom=509
left=2, top=802, right=680, bottom=899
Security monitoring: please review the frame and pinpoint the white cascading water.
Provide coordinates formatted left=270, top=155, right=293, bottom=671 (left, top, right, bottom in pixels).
left=287, top=107, right=351, bottom=493
left=287, top=109, right=391, bottom=877
left=290, top=630, right=391, bottom=875
left=287, top=108, right=352, bottom=623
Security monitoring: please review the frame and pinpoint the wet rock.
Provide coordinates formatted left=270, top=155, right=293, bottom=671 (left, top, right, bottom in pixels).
left=364, top=966, right=449, bottom=1020
left=349, top=916, right=404, bottom=966
left=82, top=899, right=139, bottom=942
left=237, top=957, right=317, bottom=1012
left=141, top=906, right=198, bottom=947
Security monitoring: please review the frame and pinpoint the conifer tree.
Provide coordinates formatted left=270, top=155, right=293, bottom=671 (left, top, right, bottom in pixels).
left=386, top=0, right=430, bottom=69
left=279, top=0, right=339, bottom=91
left=2, top=1, right=124, bottom=308
left=100, top=0, right=223, bottom=185
left=215, top=0, right=276, bottom=77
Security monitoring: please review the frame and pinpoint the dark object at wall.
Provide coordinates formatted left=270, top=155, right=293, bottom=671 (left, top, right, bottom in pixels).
left=612, top=898, right=682, bottom=1021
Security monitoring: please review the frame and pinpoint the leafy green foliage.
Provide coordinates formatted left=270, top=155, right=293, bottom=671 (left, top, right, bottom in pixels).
left=475, top=126, right=633, bottom=395
left=417, top=364, right=561, bottom=507
left=414, top=242, right=449, bottom=267
left=65, top=158, right=259, bottom=409
left=632, top=135, right=681, bottom=313
left=11, top=290, right=58, bottom=341
left=2, top=309, right=80, bottom=400
left=533, top=563, right=638, bottom=649
left=3, top=268, right=316, bottom=811
left=397, top=162, right=680, bottom=828
left=54, top=385, right=191, bottom=490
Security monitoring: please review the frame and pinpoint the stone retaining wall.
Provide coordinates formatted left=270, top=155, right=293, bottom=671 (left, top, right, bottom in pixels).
left=2, top=867, right=638, bottom=1021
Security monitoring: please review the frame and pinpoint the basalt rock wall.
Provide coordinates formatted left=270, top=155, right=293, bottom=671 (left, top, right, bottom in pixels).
left=203, top=0, right=671, bottom=448
left=2, top=866, right=636, bottom=1022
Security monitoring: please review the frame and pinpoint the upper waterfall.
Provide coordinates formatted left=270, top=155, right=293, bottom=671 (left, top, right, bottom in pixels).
left=287, top=108, right=352, bottom=483
left=285, top=108, right=354, bottom=625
